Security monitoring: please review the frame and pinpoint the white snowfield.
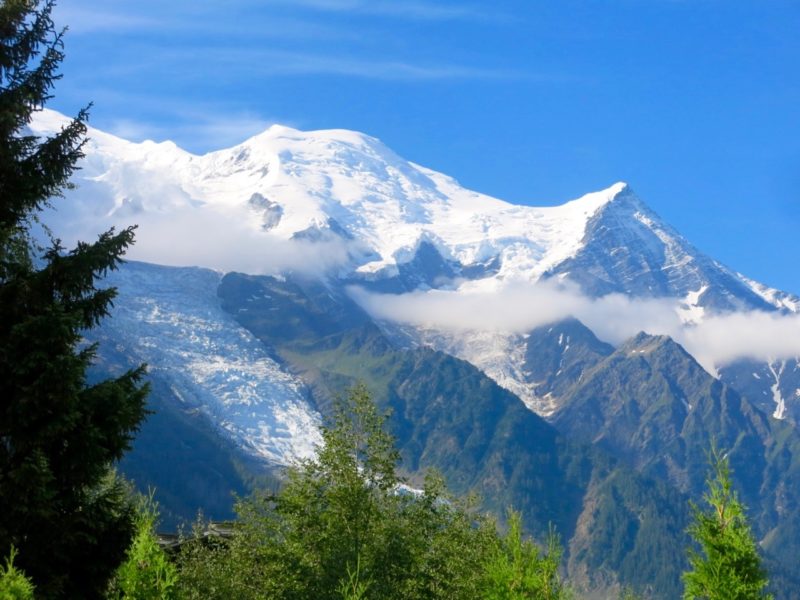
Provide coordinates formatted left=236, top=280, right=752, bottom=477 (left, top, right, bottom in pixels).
left=31, top=109, right=800, bottom=423
left=31, top=109, right=632, bottom=284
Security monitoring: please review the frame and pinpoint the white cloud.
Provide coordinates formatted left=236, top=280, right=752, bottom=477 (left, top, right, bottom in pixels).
left=102, top=112, right=281, bottom=154
left=53, top=6, right=159, bottom=33
left=349, top=280, right=800, bottom=372
left=683, top=312, right=800, bottom=369
left=41, top=200, right=356, bottom=279
left=263, top=0, right=501, bottom=22
left=127, top=205, right=355, bottom=276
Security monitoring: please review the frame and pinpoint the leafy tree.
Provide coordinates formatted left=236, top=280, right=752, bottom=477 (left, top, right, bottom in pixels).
left=481, top=511, right=568, bottom=600
left=336, top=556, right=370, bottom=600
left=224, top=382, right=408, bottom=599
left=682, top=449, right=772, bottom=600
left=108, top=492, right=179, bottom=600
left=176, top=384, right=501, bottom=600
left=0, top=1, right=148, bottom=597
left=0, top=547, right=35, bottom=600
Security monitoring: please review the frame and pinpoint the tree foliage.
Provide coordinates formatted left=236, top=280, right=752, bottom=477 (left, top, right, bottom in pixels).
left=483, top=512, right=567, bottom=600
left=108, top=492, right=179, bottom=600
left=0, top=1, right=148, bottom=596
left=176, top=384, right=568, bottom=600
left=683, top=449, right=772, bottom=600
left=0, top=547, right=35, bottom=600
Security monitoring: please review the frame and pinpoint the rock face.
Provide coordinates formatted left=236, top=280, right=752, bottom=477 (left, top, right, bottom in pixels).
left=720, top=358, right=800, bottom=422
left=247, top=193, right=283, bottom=230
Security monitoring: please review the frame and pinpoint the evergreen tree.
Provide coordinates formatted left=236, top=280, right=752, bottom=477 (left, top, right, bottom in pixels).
left=683, top=449, right=772, bottom=600
left=0, top=1, right=148, bottom=597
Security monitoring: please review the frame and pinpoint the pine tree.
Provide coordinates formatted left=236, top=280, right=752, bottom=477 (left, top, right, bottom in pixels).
left=682, top=449, right=772, bottom=600
left=0, top=1, right=149, bottom=597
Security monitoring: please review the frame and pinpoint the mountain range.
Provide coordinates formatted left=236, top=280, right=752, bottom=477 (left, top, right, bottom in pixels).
left=31, top=109, right=800, bottom=598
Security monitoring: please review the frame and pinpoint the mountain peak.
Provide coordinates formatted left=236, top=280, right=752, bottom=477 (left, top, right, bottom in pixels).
left=625, top=331, right=671, bottom=348
left=558, top=181, right=633, bottom=221
left=620, top=331, right=697, bottom=364
left=607, top=180, right=631, bottom=197
left=600, top=181, right=646, bottom=210
left=243, top=122, right=385, bottom=152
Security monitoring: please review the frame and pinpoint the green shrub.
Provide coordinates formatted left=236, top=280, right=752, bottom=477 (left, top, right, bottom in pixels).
left=108, top=493, right=178, bottom=600
left=0, top=547, right=35, bottom=600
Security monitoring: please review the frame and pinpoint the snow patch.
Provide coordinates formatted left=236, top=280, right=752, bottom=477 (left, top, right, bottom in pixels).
left=767, top=360, right=787, bottom=420
left=678, top=285, right=708, bottom=325
left=738, top=273, right=800, bottom=313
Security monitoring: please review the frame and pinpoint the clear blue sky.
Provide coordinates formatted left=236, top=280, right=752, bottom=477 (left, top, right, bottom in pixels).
left=49, top=0, right=800, bottom=294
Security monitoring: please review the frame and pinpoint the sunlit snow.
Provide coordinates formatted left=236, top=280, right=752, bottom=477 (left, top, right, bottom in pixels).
left=93, top=262, right=322, bottom=464
left=31, top=108, right=623, bottom=283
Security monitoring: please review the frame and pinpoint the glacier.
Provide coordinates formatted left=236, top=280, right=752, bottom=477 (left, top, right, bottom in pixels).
left=89, top=261, right=322, bottom=465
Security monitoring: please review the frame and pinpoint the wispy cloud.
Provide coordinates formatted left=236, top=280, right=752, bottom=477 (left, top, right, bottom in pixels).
left=53, top=5, right=159, bottom=34
left=102, top=111, right=281, bottom=152
left=51, top=0, right=533, bottom=153
left=274, top=0, right=505, bottom=22
left=55, top=0, right=504, bottom=37
left=55, top=3, right=354, bottom=41
left=81, top=46, right=526, bottom=84
left=237, top=50, right=525, bottom=81
left=349, top=280, right=800, bottom=373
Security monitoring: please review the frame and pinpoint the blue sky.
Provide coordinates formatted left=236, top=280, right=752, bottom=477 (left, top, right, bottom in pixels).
left=49, top=0, right=800, bottom=294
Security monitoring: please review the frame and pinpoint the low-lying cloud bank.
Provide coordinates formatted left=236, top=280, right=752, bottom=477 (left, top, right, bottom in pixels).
left=44, top=203, right=358, bottom=277
left=129, top=206, right=356, bottom=276
left=348, top=280, right=800, bottom=372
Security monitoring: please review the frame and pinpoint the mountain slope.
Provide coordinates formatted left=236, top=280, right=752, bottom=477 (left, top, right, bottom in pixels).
left=534, top=324, right=800, bottom=592
left=216, top=271, right=689, bottom=598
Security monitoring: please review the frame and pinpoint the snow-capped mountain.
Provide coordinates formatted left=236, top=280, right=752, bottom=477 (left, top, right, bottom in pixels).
left=31, top=109, right=797, bottom=306
left=31, top=109, right=800, bottom=424
left=25, top=110, right=681, bottom=286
